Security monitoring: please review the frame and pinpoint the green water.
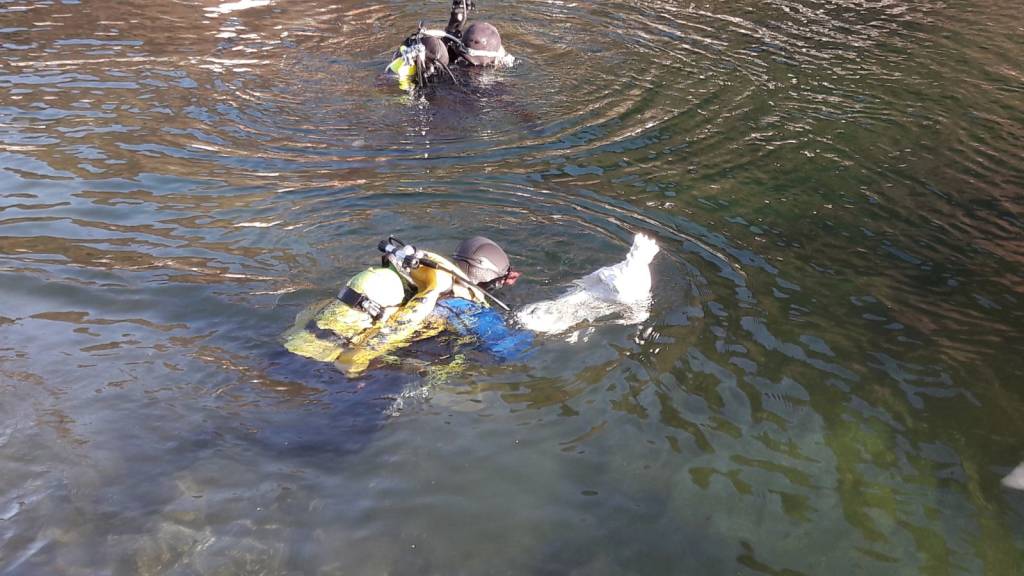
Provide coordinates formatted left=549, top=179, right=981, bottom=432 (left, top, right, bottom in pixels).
left=1, top=0, right=1022, bottom=574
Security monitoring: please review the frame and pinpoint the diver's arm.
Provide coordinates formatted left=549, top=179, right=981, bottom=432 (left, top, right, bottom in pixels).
left=438, top=299, right=534, bottom=362
left=445, top=0, right=472, bottom=38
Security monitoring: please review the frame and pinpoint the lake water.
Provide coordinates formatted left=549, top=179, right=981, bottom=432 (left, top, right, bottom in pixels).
left=1, top=0, right=1022, bottom=574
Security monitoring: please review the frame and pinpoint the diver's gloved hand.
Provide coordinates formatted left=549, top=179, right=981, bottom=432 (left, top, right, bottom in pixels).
left=451, top=0, right=475, bottom=15
left=446, top=0, right=475, bottom=36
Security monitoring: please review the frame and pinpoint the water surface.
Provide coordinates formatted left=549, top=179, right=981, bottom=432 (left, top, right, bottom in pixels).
left=1, top=0, right=1023, bottom=574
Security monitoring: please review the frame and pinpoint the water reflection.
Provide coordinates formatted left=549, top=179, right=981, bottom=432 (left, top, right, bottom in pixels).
left=2, top=0, right=1023, bottom=573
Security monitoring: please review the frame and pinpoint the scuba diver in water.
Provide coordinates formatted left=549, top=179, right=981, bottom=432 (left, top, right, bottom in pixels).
left=282, top=229, right=660, bottom=374
left=282, top=235, right=530, bottom=375
left=387, top=0, right=514, bottom=87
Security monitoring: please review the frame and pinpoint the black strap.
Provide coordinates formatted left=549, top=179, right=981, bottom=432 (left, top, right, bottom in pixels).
left=339, top=287, right=384, bottom=322
left=305, top=320, right=352, bottom=346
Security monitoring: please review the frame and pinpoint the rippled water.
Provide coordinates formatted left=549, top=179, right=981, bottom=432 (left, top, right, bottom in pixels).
left=2, top=0, right=1023, bottom=573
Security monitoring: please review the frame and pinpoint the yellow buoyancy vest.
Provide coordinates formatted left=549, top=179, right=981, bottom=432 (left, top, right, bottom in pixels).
left=283, top=251, right=489, bottom=373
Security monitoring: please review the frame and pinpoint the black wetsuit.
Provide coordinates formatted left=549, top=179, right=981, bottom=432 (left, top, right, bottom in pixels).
left=397, top=0, right=475, bottom=83
left=445, top=0, right=472, bottom=43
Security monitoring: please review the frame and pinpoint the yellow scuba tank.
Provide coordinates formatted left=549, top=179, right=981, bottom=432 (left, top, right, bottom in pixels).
left=386, top=43, right=423, bottom=91
left=387, top=56, right=415, bottom=91
left=289, top=240, right=500, bottom=374
left=388, top=55, right=416, bottom=79
left=281, top=299, right=343, bottom=362
left=281, top=267, right=407, bottom=362
left=334, top=256, right=455, bottom=375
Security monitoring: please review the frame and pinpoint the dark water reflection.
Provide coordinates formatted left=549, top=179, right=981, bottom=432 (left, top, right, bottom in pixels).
left=2, top=0, right=1022, bottom=573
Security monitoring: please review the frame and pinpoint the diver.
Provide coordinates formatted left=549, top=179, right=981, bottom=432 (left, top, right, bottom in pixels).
left=386, top=0, right=514, bottom=87
left=284, top=230, right=662, bottom=374
left=282, top=235, right=531, bottom=374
